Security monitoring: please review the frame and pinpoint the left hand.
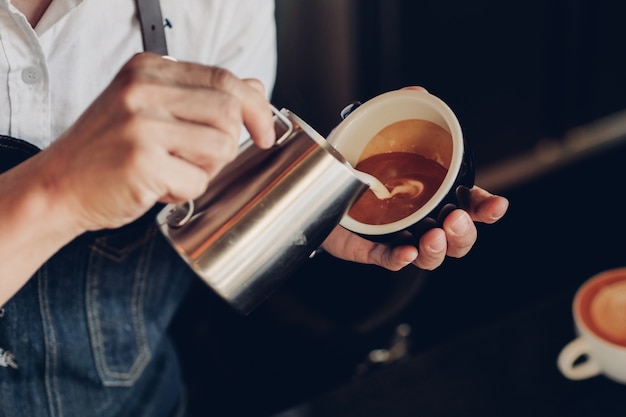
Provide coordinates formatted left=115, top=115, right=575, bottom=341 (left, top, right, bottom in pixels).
left=321, top=185, right=509, bottom=271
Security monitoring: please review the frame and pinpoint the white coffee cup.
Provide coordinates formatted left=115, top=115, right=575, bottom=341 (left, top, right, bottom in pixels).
left=557, top=267, right=626, bottom=383
left=327, top=89, right=474, bottom=241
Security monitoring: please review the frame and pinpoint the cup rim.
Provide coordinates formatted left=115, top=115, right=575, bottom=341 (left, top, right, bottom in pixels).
left=329, top=89, right=464, bottom=235
left=283, top=109, right=355, bottom=169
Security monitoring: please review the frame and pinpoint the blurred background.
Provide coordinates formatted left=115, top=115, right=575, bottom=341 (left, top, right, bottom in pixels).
left=172, top=1, right=626, bottom=416
left=272, top=0, right=626, bottom=175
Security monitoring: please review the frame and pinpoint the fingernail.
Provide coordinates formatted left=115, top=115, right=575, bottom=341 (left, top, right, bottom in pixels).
left=430, top=234, right=446, bottom=253
left=491, top=198, right=509, bottom=221
left=258, top=127, right=275, bottom=149
left=450, top=214, right=471, bottom=236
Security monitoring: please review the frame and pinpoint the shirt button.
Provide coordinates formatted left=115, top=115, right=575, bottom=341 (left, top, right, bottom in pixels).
left=21, top=66, right=43, bottom=84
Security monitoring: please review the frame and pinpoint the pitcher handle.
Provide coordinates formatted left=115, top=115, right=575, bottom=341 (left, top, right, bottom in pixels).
left=272, top=104, right=294, bottom=145
left=163, top=104, right=293, bottom=228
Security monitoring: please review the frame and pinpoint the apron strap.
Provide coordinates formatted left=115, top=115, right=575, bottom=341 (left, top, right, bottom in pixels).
left=1, top=2, right=168, bottom=174
left=135, top=0, right=169, bottom=55
left=0, top=135, right=41, bottom=174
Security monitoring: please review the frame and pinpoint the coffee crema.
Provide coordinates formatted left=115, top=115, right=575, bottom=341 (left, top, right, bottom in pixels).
left=579, top=273, right=626, bottom=347
left=348, top=152, right=447, bottom=225
left=590, top=281, right=626, bottom=345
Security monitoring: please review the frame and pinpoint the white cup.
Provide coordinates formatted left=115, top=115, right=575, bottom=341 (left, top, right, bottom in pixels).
left=557, top=267, right=626, bottom=383
left=327, top=89, right=474, bottom=241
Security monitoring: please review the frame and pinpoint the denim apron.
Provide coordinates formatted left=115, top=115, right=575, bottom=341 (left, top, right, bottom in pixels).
left=0, top=130, right=194, bottom=416
left=0, top=1, right=217, bottom=414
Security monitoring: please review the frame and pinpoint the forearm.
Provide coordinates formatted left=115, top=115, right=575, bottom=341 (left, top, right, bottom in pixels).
left=0, top=155, right=82, bottom=307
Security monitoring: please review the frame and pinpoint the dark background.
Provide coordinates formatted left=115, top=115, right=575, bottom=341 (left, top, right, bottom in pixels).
left=272, top=0, right=626, bottom=171
left=171, top=1, right=626, bottom=416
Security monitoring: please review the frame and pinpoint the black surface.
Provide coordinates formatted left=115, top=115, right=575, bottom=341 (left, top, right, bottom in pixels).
left=284, top=290, right=626, bottom=417
left=174, top=1, right=626, bottom=409
left=268, top=139, right=626, bottom=416
left=171, top=138, right=626, bottom=416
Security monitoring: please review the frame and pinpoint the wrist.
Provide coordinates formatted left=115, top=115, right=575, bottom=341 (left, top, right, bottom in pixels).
left=3, top=151, right=85, bottom=250
left=0, top=153, right=85, bottom=306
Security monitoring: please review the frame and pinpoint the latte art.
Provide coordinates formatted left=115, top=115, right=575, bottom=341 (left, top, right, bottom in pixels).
left=348, top=151, right=447, bottom=225
left=388, top=178, right=425, bottom=199
left=590, top=281, right=626, bottom=345
left=558, top=268, right=626, bottom=384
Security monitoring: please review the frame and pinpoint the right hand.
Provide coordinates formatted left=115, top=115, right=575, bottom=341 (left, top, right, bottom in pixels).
left=36, top=53, right=275, bottom=233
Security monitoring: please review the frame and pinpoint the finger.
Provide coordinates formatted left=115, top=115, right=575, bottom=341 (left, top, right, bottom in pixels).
left=322, top=226, right=417, bottom=271
left=401, top=86, right=429, bottom=93
left=121, top=54, right=275, bottom=148
left=193, top=67, right=274, bottom=147
left=244, top=78, right=267, bottom=96
left=158, top=57, right=275, bottom=148
left=150, top=153, right=211, bottom=204
left=156, top=120, right=240, bottom=178
left=141, top=86, right=244, bottom=144
left=413, top=227, right=447, bottom=270
left=321, top=226, right=374, bottom=264
left=441, top=209, right=477, bottom=258
left=383, top=245, right=419, bottom=271
left=466, top=186, right=509, bottom=224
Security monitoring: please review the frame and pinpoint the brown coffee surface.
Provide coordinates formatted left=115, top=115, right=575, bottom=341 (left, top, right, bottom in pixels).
left=348, top=152, right=447, bottom=225
left=589, top=281, right=626, bottom=346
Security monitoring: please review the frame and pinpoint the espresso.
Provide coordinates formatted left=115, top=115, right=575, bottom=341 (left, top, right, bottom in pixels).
left=579, top=274, right=626, bottom=347
left=348, top=152, right=447, bottom=225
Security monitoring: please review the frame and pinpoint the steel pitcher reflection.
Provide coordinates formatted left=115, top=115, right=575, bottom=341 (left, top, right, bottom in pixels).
left=156, top=108, right=367, bottom=314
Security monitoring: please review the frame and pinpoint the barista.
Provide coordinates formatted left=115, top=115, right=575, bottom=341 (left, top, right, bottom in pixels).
left=0, top=1, right=508, bottom=416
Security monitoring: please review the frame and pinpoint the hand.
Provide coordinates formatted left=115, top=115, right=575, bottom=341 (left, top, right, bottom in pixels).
left=34, top=52, right=275, bottom=233
left=321, top=185, right=509, bottom=271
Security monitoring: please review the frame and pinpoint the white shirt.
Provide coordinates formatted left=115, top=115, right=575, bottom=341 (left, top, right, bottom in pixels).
left=0, top=0, right=277, bottom=149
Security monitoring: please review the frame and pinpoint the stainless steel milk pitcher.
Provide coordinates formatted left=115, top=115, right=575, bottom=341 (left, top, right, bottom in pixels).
left=156, top=107, right=368, bottom=314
